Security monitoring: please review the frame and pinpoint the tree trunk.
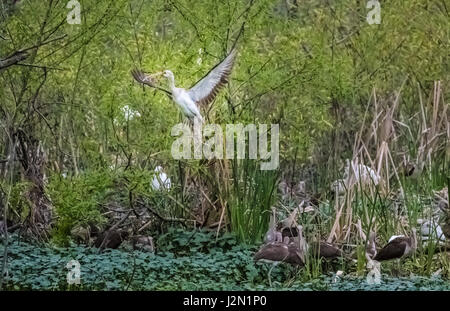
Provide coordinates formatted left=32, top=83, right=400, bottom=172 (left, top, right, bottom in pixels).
left=15, top=130, right=52, bottom=238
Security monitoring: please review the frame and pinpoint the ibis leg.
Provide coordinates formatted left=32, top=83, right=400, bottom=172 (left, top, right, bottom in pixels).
left=268, top=263, right=278, bottom=288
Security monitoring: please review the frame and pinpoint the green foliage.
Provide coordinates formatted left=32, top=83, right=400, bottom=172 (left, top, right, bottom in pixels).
left=1, top=0, right=449, bottom=290
left=45, top=166, right=181, bottom=244
left=289, top=274, right=450, bottom=291
left=1, top=231, right=267, bottom=290
left=1, top=0, right=448, bottom=165
left=157, top=228, right=241, bottom=256
left=3, top=232, right=450, bottom=291
left=0, top=180, right=32, bottom=223
left=46, top=171, right=114, bottom=244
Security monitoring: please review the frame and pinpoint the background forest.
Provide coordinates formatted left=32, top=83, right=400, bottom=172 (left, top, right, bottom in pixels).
left=0, top=0, right=449, bottom=290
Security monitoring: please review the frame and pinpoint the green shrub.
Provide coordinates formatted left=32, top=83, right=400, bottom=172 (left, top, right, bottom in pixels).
left=0, top=180, right=32, bottom=223
left=46, top=171, right=115, bottom=245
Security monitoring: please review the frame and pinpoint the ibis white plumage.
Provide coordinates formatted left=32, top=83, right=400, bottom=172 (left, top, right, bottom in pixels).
left=151, top=166, right=171, bottom=191
left=132, top=48, right=237, bottom=123
left=419, top=219, right=446, bottom=243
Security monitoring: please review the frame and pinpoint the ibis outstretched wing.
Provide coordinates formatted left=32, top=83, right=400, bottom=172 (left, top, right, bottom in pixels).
left=188, top=48, right=237, bottom=106
left=131, top=69, right=172, bottom=97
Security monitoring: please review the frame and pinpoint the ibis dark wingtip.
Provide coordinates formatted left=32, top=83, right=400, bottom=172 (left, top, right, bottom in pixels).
left=131, top=69, right=172, bottom=96
left=131, top=69, right=145, bottom=83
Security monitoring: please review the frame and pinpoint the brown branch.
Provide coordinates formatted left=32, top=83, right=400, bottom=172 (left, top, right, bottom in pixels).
left=0, top=50, right=28, bottom=71
left=136, top=199, right=188, bottom=233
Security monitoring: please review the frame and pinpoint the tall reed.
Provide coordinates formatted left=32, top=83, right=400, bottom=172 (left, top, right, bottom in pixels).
left=228, top=158, right=279, bottom=244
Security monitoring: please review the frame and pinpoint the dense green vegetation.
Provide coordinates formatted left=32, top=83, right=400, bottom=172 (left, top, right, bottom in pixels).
left=3, top=230, right=450, bottom=291
left=0, top=0, right=449, bottom=290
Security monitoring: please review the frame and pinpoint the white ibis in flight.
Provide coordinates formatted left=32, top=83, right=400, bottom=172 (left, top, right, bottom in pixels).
left=131, top=48, right=237, bottom=123
left=373, top=228, right=417, bottom=262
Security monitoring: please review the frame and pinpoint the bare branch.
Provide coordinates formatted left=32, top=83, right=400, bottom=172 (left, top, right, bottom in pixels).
left=0, top=50, right=28, bottom=71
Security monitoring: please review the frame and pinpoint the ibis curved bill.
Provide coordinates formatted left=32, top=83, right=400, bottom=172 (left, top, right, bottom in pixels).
left=264, top=207, right=278, bottom=243
left=131, top=48, right=237, bottom=123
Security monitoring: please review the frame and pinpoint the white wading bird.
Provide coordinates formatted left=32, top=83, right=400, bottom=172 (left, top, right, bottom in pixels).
left=418, top=219, right=446, bottom=243
left=131, top=48, right=237, bottom=123
left=152, top=166, right=171, bottom=191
